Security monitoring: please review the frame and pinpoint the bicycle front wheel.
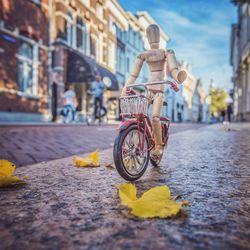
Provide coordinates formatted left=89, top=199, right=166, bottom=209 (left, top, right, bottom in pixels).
left=113, top=124, right=149, bottom=181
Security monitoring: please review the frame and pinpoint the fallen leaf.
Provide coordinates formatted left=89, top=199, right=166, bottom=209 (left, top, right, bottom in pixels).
left=0, top=176, right=24, bottom=187
left=0, top=159, right=16, bottom=176
left=73, top=150, right=100, bottom=167
left=118, top=183, right=137, bottom=207
left=105, top=162, right=115, bottom=169
left=117, top=183, right=188, bottom=219
left=0, top=160, right=27, bottom=187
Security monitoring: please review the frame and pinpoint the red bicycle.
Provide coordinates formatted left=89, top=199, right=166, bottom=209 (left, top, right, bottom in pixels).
left=113, top=80, right=179, bottom=181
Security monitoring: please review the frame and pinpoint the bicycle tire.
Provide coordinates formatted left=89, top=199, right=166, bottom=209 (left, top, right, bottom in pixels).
left=113, top=124, right=149, bottom=181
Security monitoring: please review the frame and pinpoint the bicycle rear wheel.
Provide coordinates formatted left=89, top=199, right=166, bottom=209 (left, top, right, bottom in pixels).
left=113, top=124, right=149, bottom=181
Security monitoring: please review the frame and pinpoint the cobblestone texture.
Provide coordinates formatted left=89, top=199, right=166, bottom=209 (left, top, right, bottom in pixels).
left=0, top=123, right=250, bottom=250
left=0, top=123, right=206, bottom=167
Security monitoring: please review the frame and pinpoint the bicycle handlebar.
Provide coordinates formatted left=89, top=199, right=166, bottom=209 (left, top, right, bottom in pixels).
left=126, top=79, right=179, bottom=92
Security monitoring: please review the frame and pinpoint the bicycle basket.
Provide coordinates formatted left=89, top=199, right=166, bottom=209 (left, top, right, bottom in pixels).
left=120, top=95, right=149, bottom=116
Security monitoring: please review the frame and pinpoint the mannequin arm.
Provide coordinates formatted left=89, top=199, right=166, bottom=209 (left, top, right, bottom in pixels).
left=166, top=50, right=187, bottom=83
left=127, top=54, right=145, bottom=85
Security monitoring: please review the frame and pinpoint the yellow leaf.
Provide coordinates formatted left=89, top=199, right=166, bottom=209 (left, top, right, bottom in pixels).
left=117, top=183, right=186, bottom=219
left=0, top=160, right=27, bottom=187
left=0, top=176, right=24, bottom=187
left=73, top=150, right=100, bottom=167
left=118, top=183, right=137, bottom=207
left=0, top=159, right=16, bottom=176
left=140, top=186, right=171, bottom=201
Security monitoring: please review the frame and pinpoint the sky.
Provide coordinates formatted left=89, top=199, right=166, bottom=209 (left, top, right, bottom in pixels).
left=119, top=0, right=237, bottom=93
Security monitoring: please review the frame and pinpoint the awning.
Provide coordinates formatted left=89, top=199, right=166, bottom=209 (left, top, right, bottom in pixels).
left=66, top=49, right=119, bottom=91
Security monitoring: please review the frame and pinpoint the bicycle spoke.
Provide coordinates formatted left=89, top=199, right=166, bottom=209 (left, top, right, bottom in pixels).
left=122, top=143, right=132, bottom=157
left=133, top=156, right=139, bottom=172
left=135, top=155, right=142, bottom=166
left=121, top=128, right=148, bottom=176
left=123, top=153, right=131, bottom=160
left=123, top=157, right=130, bottom=168
left=123, top=139, right=130, bottom=149
left=129, top=158, right=133, bottom=171
left=130, top=132, right=135, bottom=146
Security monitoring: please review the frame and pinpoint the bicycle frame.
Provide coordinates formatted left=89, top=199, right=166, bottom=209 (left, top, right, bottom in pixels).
left=117, top=80, right=176, bottom=154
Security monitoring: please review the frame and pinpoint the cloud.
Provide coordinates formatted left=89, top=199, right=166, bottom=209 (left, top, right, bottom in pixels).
left=119, top=0, right=236, bottom=93
left=151, top=6, right=235, bottom=93
left=160, top=10, right=193, bottom=28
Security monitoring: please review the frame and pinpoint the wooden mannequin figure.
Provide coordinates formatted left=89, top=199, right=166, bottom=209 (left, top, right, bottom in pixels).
left=121, top=24, right=187, bottom=157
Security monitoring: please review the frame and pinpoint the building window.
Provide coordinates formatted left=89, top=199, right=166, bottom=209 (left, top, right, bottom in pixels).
left=56, top=15, right=67, bottom=40
left=121, top=49, right=125, bottom=73
left=96, top=3, right=103, bottom=19
left=108, top=42, right=115, bottom=69
left=116, top=46, right=125, bottom=74
left=130, top=30, right=133, bottom=44
left=127, top=56, right=130, bottom=72
left=76, top=17, right=87, bottom=52
left=67, top=12, right=74, bottom=47
left=103, top=45, right=107, bottom=64
left=56, top=12, right=75, bottom=46
left=18, top=42, right=38, bottom=95
left=115, top=24, right=124, bottom=42
left=109, top=17, right=116, bottom=34
left=90, top=36, right=96, bottom=57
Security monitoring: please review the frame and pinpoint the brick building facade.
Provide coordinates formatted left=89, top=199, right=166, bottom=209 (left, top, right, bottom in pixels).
left=0, top=0, right=194, bottom=123
left=0, top=0, right=49, bottom=121
left=51, top=0, right=122, bottom=121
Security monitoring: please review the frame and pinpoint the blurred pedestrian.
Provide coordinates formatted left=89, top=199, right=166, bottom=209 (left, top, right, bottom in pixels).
left=63, top=85, right=77, bottom=123
left=221, top=109, right=226, bottom=122
left=227, top=104, right=232, bottom=123
left=91, top=75, right=107, bottom=119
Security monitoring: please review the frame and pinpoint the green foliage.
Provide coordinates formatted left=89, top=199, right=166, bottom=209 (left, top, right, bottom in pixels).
left=209, top=88, right=228, bottom=116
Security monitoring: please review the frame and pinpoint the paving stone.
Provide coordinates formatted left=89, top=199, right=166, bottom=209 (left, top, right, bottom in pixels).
left=0, top=123, right=206, bottom=167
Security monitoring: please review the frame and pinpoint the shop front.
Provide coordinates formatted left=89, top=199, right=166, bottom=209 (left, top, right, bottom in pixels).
left=66, top=49, right=120, bottom=121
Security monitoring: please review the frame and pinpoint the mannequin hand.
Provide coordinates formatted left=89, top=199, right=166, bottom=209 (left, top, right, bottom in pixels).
left=171, top=69, right=187, bottom=84
left=177, top=70, right=187, bottom=83
left=120, top=86, right=128, bottom=97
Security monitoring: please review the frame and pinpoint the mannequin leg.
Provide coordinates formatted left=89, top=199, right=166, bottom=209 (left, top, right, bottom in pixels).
left=151, top=92, right=164, bottom=156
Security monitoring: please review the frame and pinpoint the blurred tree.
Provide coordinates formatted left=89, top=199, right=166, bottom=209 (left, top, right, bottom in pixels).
left=209, top=88, right=228, bottom=116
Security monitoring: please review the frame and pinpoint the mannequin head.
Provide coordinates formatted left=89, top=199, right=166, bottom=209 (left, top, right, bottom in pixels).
left=146, top=24, right=160, bottom=49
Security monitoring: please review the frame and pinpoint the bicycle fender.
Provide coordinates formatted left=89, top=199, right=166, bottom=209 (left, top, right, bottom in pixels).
left=116, top=120, right=136, bottom=131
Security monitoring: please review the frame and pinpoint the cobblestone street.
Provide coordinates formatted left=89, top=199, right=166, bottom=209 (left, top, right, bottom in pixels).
left=0, top=123, right=250, bottom=250
left=0, top=123, right=206, bottom=167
